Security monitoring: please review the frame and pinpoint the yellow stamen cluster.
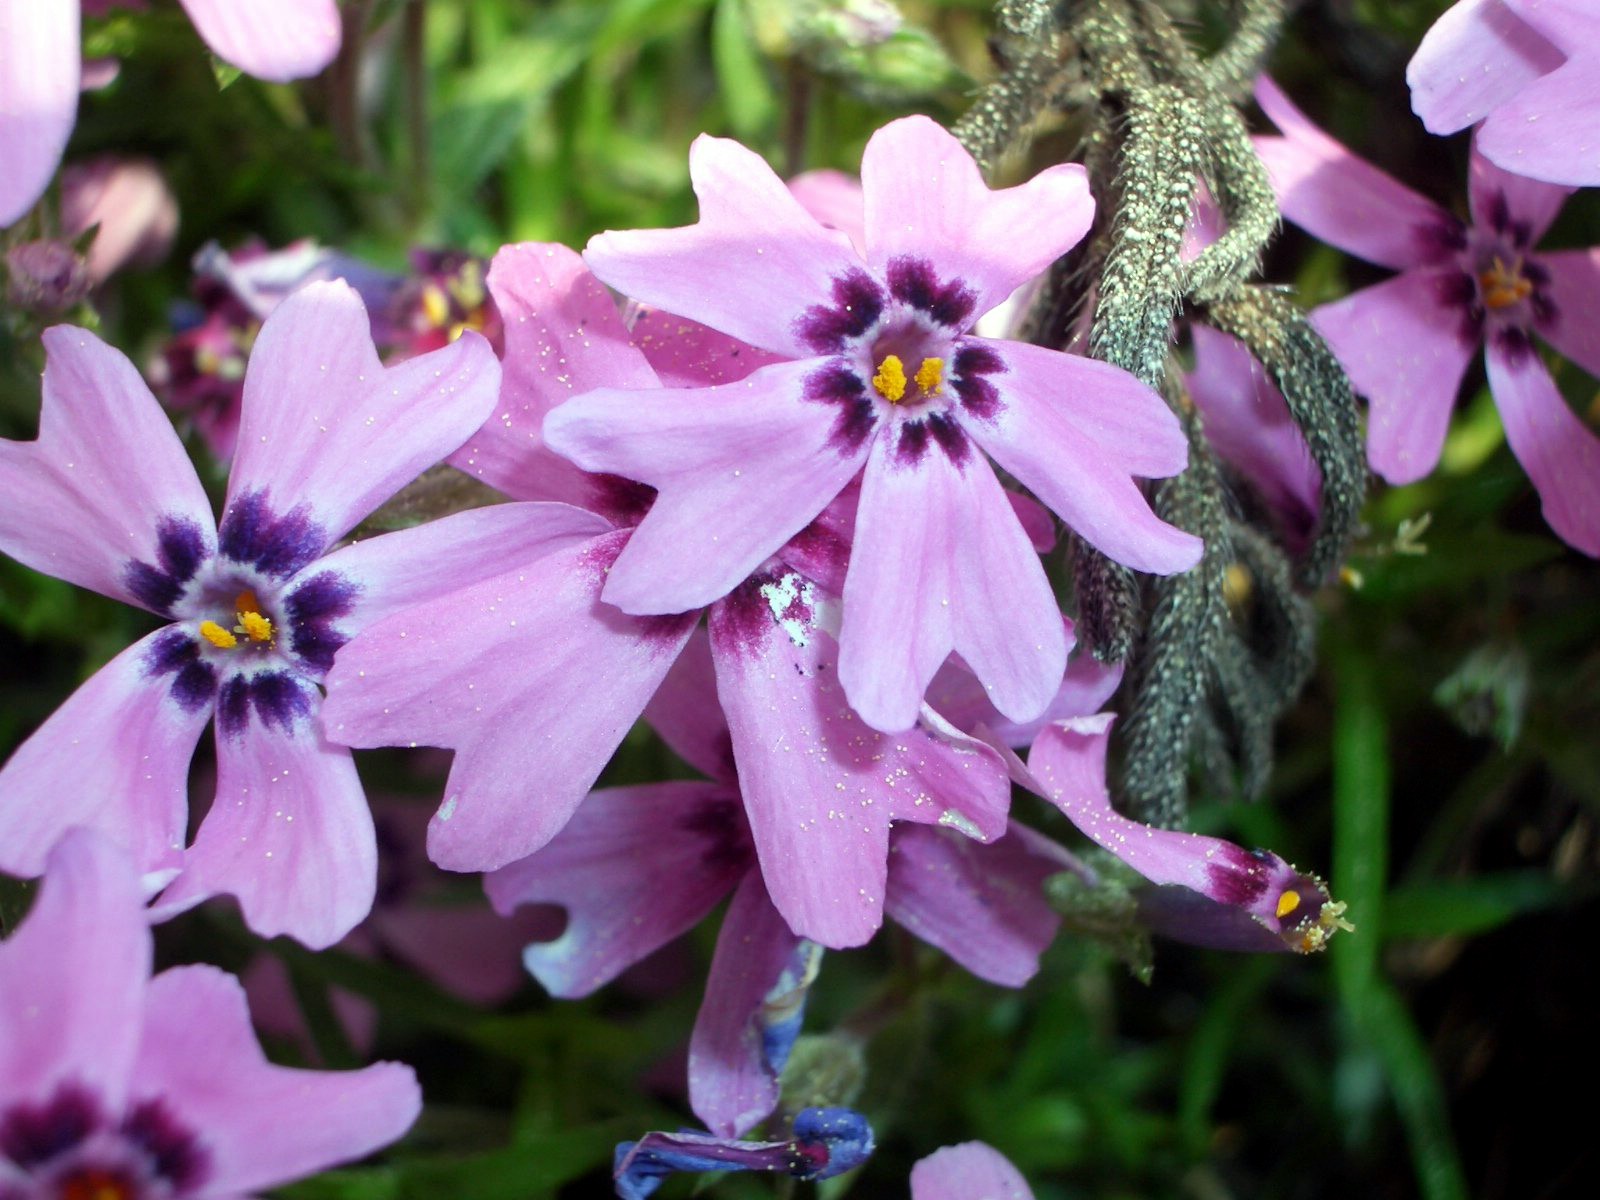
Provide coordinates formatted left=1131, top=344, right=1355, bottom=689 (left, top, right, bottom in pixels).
left=199, top=590, right=274, bottom=650
left=1479, top=256, right=1534, bottom=309
left=871, top=354, right=947, bottom=403
left=872, top=354, right=908, bottom=402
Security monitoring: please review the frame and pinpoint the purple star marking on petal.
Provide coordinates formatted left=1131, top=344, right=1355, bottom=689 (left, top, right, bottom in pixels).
left=0, top=1083, right=101, bottom=1168
left=218, top=490, right=327, bottom=579
left=142, top=629, right=218, bottom=714
left=124, top=516, right=212, bottom=616
left=795, top=268, right=886, bottom=354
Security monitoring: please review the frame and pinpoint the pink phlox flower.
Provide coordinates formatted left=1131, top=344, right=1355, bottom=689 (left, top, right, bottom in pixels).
left=484, top=628, right=1084, bottom=1138
left=325, top=241, right=1047, bottom=950
left=911, top=1142, right=1035, bottom=1200
left=543, top=115, right=1201, bottom=733
left=1409, top=0, right=1600, bottom=186
left=1019, top=714, right=1349, bottom=954
left=0, top=0, right=342, bottom=226
left=0, top=829, right=420, bottom=1198
left=0, top=281, right=505, bottom=948
left=1255, top=75, right=1600, bottom=556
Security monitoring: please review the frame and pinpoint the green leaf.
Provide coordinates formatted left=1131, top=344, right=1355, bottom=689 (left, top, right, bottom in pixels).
left=1383, top=872, right=1575, bottom=939
left=713, top=0, right=778, bottom=138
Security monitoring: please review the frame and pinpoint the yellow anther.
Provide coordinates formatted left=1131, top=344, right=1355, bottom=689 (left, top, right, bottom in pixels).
left=872, top=354, right=907, bottom=402
left=914, top=356, right=944, bottom=395
left=1479, top=257, right=1533, bottom=310
left=1276, top=890, right=1302, bottom=919
left=1222, top=562, right=1253, bottom=608
left=450, top=259, right=487, bottom=309
left=420, top=284, right=451, bottom=329
left=199, top=620, right=238, bottom=650
left=238, top=610, right=274, bottom=643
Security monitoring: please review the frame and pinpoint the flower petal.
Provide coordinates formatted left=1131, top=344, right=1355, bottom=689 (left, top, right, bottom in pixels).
left=1408, top=0, right=1564, bottom=135
left=911, top=1142, right=1034, bottom=1200
left=860, top=116, right=1093, bottom=317
left=924, top=640, right=1125, bottom=750
left=0, top=829, right=149, bottom=1110
left=0, top=0, right=78, bottom=226
left=546, top=359, right=871, bottom=614
left=885, top=823, right=1072, bottom=987
left=840, top=436, right=1069, bottom=732
left=642, top=627, right=736, bottom=783
left=321, top=529, right=698, bottom=872
left=710, top=571, right=1012, bottom=947
left=133, top=965, right=419, bottom=1195
left=0, top=629, right=209, bottom=883
left=1539, top=247, right=1600, bottom=379
left=177, top=0, right=341, bottom=82
left=0, top=327, right=215, bottom=611
left=787, top=168, right=867, bottom=255
left=154, top=696, right=376, bottom=949
left=585, top=134, right=862, bottom=360
left=1186, top=325, right=1322, bottom=550
left=1025, top=716, right=1345, bottom=952
left=449, top=242, right=655, bottom=511
left=1468, top=142, right=1573, bottom=243
left=484, top=781, right=747, bottom=997
left=961, top=344, right=1202, bottom=577
left=309, top=501, right=616, bottom=647
left=627, top=306, right=785, bottom=388
left=1254, top=76, right=1453, bottom=271
left=1480, top=48, right=1600, bottom=186
left=1310, top=271, right=1478, bottom=485
left=1487, top=340, right=1600, bottom=555
left=225, top=281, right=500, bottom=545
left=688, top=871, right=809, bottom=1137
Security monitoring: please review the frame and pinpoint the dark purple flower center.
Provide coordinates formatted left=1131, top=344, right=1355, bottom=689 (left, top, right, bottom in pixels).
left=1426, top=189, right=1560, bottom=365
left=132, top=494, right=360, bottom=729
left=793, top=257, right=1006, bottom=467
left=0, top=1085, right=209, bottom=1200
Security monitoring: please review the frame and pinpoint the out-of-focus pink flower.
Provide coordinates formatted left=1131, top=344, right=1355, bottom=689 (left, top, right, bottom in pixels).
left=60, top=156, right=178, bottom=283
left=387, top=249, right=504, bottom=361
left=0, top=829, right=421, bottom=1198
left=0, top=0, right=341, bottom=227
left=1256, top=75, right=1600, bottom=556
left=911, top=1142, right=1034, bottom=1200
left=0, top=283, right=502, bottom=949
left=1409, top=0, right=1600, bottom=186
left=150, top=240, right=402, bottom=460
left=548, top=115, right=1200, bottom=734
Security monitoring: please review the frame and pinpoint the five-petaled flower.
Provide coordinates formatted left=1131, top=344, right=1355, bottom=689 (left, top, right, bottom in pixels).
left=0, top=281, right=503, bottom=947
left=0, top=828, right=421, bottom=1200
left=1408, top=0, right=1600, bottom=186
left=544, top=115, right=1202, bottom=733
left=1255, top=77, right=1600, bottom=556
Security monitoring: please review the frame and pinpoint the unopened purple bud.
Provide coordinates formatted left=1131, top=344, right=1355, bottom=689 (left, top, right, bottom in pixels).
left=5, top=241, right=92, bottom=313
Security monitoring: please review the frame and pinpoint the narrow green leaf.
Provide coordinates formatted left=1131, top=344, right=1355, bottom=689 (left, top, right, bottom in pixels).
left=713, top=0, right=778, bottom=138
left=1383, top=872, right=1574, bottom=939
